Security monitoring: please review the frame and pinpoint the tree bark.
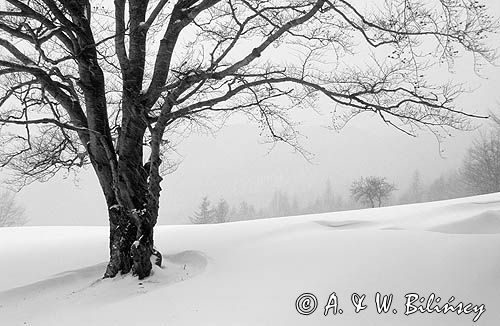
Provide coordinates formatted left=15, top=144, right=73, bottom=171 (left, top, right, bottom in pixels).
left=105, top=205, right=135, bottom=277
left=104, top=196, right=162, bottom=279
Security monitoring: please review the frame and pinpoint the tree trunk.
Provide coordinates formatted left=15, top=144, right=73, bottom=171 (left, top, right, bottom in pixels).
left=104, top=203, right=162, bottom=279
left=105, top=205, right=136, bottom=277
left=99, top=94, right=163, bottom=279
left=101, top=147, right=162, bottom=279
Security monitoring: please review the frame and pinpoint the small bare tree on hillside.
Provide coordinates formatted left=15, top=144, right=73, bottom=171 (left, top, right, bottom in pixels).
left=351, top=176, right=396, bottom=208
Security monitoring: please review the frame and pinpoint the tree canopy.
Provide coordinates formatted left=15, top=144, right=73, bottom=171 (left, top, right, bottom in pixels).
left=351, top=176, right=396, bottom=207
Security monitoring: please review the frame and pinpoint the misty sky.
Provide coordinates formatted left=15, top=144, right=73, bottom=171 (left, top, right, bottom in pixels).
left=2, top=0, right=500, bottom=226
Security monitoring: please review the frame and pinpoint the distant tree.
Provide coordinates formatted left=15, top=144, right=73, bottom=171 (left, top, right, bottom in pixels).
left=425, top=171, right=471, bottom=202
left=229, top=205, right=239, bottom=221
left=269, top=190, right=298, bottom=217
left=425, top=175, right=447, bottom=201
left=350, top=176, right=396, bottom=208
left=334, top=195, right=344, bottom=211
left=256, top=208, right=266, bottom=219
left=268, top=191, right=279, bottom=217
left=302, top=181, right=345, bottom=214
left=399, top=170, right=424, bottom=204
left=305, top=197, right=322, bottom=214
left=290, top=196, right=300, bottom=216
left=269, top=191, right=291, bottom=217
left=321, top=180, right=341, bottom=213
left=237, top=201, right=256, bottom=220
left=0, top=190, right=27, bottom=227
left=190, top=197, right=214, bottom=224
left=214, top=199, right=230, bottom=223
left=461, top=131, right=500, bottom=195
left=248, top=204, right=256, bottom=219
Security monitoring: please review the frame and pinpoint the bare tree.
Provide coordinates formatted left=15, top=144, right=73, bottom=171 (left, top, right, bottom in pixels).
left=351, top=176, right=396, bottom=208
left=0, top=190, right=27, bottom=227
left=462, top=130, right=500, bottom=194
left=0, top=0, right=496, bottom=279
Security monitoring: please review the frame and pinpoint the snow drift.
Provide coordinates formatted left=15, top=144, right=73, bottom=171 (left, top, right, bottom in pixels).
left=1, top=193, right=499, bottom=325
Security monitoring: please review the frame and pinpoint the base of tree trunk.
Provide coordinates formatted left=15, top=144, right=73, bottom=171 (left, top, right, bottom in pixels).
left=104, top=206, right=161, bottom=279
left=131, top=240, right=152, bottom=279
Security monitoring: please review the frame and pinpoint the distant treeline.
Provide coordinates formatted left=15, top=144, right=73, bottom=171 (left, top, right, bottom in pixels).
left=190, top=118, right=500, bottom=224
left=189, top=181, right=347, bottom=224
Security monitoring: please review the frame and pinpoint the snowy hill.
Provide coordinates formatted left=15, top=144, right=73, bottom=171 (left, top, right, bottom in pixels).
left=1, top=194, right=500, bottom=325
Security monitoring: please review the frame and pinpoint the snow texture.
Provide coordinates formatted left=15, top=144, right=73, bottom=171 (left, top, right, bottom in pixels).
left=0, top=193, right=499, bottom=325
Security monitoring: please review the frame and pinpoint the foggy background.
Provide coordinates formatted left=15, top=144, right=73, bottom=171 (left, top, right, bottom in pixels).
left=13, top=72, right=499, bottom=226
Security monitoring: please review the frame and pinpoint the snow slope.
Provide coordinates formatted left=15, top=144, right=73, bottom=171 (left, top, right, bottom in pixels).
left=1, top=193, right=500, bottom=325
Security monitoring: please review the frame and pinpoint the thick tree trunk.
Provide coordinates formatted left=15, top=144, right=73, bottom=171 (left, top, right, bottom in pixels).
left=105, top=205, right=136, bottom=277
left=130, top=211, right=155, bottom=279
left=98, top=91, right=164, bottom=279
left=104, top=204, right=162, bottom=279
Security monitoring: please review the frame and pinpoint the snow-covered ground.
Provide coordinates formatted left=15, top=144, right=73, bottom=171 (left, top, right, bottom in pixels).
left=1, top=193, right=500, bottom=325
